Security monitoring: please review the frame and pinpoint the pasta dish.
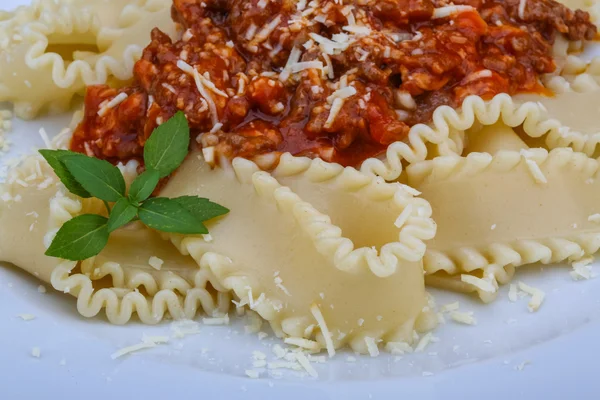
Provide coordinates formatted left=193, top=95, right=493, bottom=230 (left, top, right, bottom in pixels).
left=1, top=0, right=599, bottom=362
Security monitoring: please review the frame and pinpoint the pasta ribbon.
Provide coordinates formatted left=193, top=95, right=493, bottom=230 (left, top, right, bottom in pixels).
left=162, top=153, right=437, bottom=353
left=514, top=58, right=600, bottom=157
left=359, top=93, right=558, bottom=181
left=406, top=124, right=600, bottom=301
left=0, top=154, right=229, bottom=324
left=0, top=0, right=174, bottom=119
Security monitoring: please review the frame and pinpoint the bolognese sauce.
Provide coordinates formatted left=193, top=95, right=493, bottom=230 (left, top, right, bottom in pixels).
left=71, top=0, right=597, bottom=168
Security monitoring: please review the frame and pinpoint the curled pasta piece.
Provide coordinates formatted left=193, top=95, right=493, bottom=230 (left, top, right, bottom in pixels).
left=0, top=154, right=229, bottom=324
left=272, top=153, right=437, bottom=276
left=359, top=93, right=558, bottom=181
left=514, top=58, right=600, bottom=157
left=0, top=0, right=174, bottom=119
left=162, top=153, right=437, bottom=353
left=406, top=123, right=600, bottom=301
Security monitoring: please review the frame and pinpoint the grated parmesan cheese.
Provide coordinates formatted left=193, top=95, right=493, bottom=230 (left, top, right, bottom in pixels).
left=31, top=347, right=41, bottom=358
left=111, top=342, right=156, bottom=359
left=290, top=61, right=324, bottom=73
left=273, top=276, right=291, bottom=296
left=570, top=256, right=595, bottom=280
left=258, top=332, right=268, bottom=340
left=161, top=82, right=177, bottom=94
left=463, top=69, right=493, bottom=84
left=517, top=281, right=545, bottom=312
left=588, top=213, right=600, bottom=223
left=515, top=360, right=531, bottom=371
left=321, top=52, right=334, bottom=79
left=170, top=320, right=201, bottom=338
left=182, top=29, right=194, bottom=42
left=324, top=98, right=345, bottom=128
left=524, top=159, right=547, bottom=184
left=327, top=86, right=357, bottom=102
left=461, top=274, right=497, bottom=293
left=364, top=337, right=380, bottom=357
left=432, top=5, right=475, bottom=19
left=518, top=0, right=527, bottom=19
left=245, top=24, right=258, bottom=41
left=310, top=304, right=335, bottom=357
left=209, top=122, right=223, bottom=134
left=253, top=15, right=282, bottom=43
left=284, top=337, right=320, bottom=351
left=309, top=32, right=351, bottom=55
left=267, top=360, right=302, bottom=371
left=450, top=311, right=477, bottom=325
left=148, top=256, right=164, bottom=270
left=414, top=332, right=435, bottom=352
left=177, top=60, right=219, bottom=125
left=394, top=204, right=413, bottom=228
left=508, top=283, right=518, bottom=302
left=385, top=341, right=413, bottom=354
left=295, top=352, right=318, bottom=377
left=279, top=46, right=302, bottom=82
left=98, top=93, right=128, bottom=117
left=202, top=314, right=230, bottom=325
left=395, top=90, right=416, bottom=110
left=202, top=146, right=216, bottom=165
left=440, top=301, right=460, bottom=312
left=342, top=25, right=371, bottom=35
left=245, top=369, right=260, bottom=378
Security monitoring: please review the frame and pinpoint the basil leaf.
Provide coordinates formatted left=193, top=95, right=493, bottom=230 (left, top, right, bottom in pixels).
left=129, top=169, right=160, bottom=203
left=107, top=197, right=138, bottom=232
left=143, top=111, right=190, bottom=178
left=62, top=154, right=126, bottom=202
left=45, top=214, right=109, bottom=261
left=172, top=195, right=229, bottom=222
left=38, top=150, right=91, bottom=198
left=138, top=197, right=207, bottom=234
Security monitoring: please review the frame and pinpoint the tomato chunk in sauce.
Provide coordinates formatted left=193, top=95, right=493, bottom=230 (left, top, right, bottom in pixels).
left=71, top=0, right=597, bottom=168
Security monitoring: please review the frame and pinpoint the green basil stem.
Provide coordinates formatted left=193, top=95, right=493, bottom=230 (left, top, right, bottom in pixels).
left=103, top=200, right=111, bottom=215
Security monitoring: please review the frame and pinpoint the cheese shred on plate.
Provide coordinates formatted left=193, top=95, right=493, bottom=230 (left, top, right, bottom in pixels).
left=295, top=352, right=318, bottom=377
left=517, top=281, right=545, bottom=312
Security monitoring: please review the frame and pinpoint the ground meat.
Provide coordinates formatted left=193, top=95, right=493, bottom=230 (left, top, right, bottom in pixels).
left=72, top=0, right=597, bottom=168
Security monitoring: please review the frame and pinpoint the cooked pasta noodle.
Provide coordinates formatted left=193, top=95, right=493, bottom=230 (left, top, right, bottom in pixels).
left=0, top=0, right=174, bottom=119
left=408, top=123, right=600, bottom=301
left=160, top=153, right=437, bottom=352
left=0, top=155, right=230, bottom=323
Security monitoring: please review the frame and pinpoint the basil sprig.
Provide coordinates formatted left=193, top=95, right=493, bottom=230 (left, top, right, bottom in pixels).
left=40, top=111, right=229, bottom=261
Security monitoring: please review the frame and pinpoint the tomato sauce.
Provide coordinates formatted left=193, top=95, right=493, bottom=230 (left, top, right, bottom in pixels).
left=71, top=0, right=596, bottom=168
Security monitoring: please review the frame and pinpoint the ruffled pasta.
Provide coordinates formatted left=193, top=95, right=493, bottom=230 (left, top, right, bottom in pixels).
left=0, top=154, right=230, bottom=324
left=514, top=57, right=600, bottom=157
left=359, top=93, right=559, bottom=181
left=406, top=123, right=600, bottom=301
left=161, top=153, right=437, bottom=353
left=0, top=0, right=174, bottom=119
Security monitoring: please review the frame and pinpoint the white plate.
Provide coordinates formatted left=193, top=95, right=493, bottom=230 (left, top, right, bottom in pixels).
left=2, top=1, right=600, bottom=398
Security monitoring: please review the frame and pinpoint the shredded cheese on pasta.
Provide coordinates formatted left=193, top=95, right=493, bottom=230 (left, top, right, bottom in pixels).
left=310, top=304, right=335, bottom=357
